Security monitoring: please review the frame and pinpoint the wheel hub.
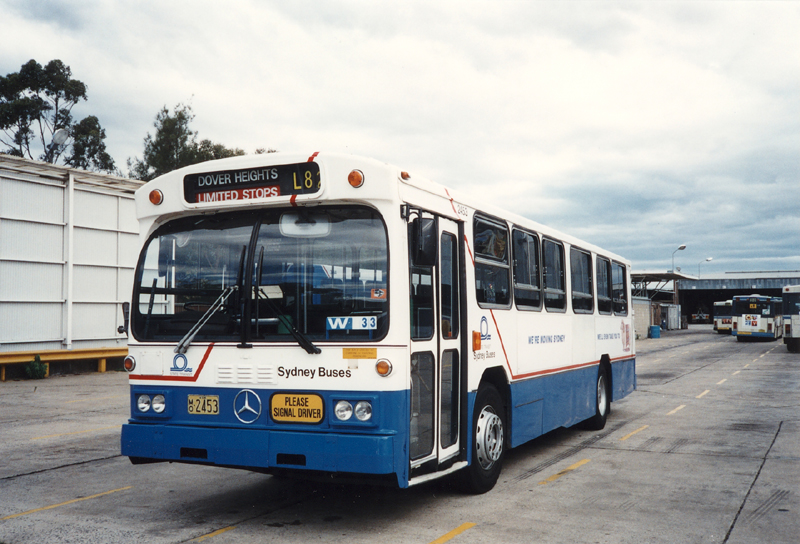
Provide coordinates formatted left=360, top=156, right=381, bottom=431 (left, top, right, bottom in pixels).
left=475, top=406, right=503, bottom=469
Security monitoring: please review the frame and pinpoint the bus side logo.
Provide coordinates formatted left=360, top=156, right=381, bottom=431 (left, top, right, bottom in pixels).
left=170, top=353, right=193, bottom=373
left=480, top=316, right=492, bottom=341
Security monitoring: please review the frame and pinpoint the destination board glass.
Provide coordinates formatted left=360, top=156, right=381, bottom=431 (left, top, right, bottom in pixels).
left=183, top=162, right=320, bottom=203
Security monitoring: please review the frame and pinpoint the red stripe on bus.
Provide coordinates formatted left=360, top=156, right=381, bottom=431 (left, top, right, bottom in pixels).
left=290, top=194, right=298, bottom=206
left=129, top=343, right=215, bottom=382
left=511, top=354, right=635, bottom=381
left=307, top=151, right=319, bottom=162
left=444, top=188, right=459, bottom=218
left=464, top=235, right=475, bottom=265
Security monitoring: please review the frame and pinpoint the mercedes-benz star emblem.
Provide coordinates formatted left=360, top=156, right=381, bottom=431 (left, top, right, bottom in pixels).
left=233, top=389, right=262, bottom=424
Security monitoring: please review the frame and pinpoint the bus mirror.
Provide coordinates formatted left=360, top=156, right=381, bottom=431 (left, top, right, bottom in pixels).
left=411, top=217, right=437, bottom=266
left=158, top=236, right=174, bottom=277
left=280, top=212, right=331, bottom=237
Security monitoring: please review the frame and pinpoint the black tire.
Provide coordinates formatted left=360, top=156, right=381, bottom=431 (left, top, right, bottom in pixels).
left=582, top=367, right=610, bottom=431
left=460, top=384, right=505, bottom=494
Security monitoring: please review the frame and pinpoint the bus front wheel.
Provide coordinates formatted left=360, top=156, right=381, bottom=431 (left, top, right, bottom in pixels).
left=460, top=384, right=505, bottom=494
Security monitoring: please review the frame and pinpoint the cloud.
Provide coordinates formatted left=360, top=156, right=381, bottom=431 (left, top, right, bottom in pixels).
left=1, top=0, right=798, bottom=273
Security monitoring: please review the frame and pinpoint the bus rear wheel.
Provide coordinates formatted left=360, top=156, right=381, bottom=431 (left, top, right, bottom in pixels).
left=460, top=384, right=505, bottom=494
left=581, top=367, right=610, bottom=431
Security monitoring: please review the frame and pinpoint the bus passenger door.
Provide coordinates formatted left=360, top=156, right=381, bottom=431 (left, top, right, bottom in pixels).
left=437, top=218, right=461, bottom=463
left=409, top=213, right=462, bottom=471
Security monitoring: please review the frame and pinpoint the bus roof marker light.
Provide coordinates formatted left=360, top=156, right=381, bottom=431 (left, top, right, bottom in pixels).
left=400, top=171, right=410, bottom=180
left=376, top=359, right=392, bottom=377
left=348, top=169, right=364, bottom=188
left=149, top=189, right=164, bottom=205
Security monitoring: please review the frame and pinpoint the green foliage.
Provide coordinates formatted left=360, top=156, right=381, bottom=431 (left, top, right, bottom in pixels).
left=64, top=115, right=117, bottom=172
left=0, top=59, right=116, bottom=173
left=127, top=103, right=246, bottom=181
left=24, top=355, right=48, bottom=380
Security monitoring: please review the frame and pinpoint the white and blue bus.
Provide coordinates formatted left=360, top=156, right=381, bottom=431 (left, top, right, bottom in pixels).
left=731, top=294, right=783, bottom=341
left=782, top=285, right=800, bottom=353
left=120, top=152, right=636, bottom=493
left=713, top=300, right=733, bottom=334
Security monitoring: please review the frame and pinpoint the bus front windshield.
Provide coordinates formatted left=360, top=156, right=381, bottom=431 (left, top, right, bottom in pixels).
left=132, top=207, right=389, bottom=344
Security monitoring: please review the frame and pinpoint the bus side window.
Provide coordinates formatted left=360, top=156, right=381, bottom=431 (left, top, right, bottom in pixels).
left=612, top=262, right=628, bottom=316
left=596, top=256, right=613, bottom=315
left=512, top=229, right=541, bottom=310
left=474, top=216, right=511, bottom=308
left=570, top=248, right=594, bottom=314
left=543, top=239, right=566, bottom=311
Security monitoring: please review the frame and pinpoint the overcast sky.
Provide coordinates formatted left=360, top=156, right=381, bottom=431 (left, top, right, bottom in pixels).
left=2, top=0, right=798, bottom=275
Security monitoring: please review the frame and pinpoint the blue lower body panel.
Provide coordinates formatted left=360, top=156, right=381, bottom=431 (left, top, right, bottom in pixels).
left=122, top=423, right=397, bottom=476
left=508, top=357, right=636, bottom=448
left=121, top=387, right=409, bottom=486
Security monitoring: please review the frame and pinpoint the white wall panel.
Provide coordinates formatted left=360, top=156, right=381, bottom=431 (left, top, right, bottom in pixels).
left=0, top=219, right=63, bottom=262
left=0, top=302, right=62, bottom=343
left=0, top=178, right=64, bottom=223
left=73, top=227, right=117, bottom=266
left=72, top=303, right=117, bottom=340
left=0, top=261, right=63, bottom=301
left=74, top=190, right=118, bottom=230
left=73, top=265, right=117, bottom=302
left=1, top=157, right=141, bottom=353
left=119, top=198, right=139, bottom=233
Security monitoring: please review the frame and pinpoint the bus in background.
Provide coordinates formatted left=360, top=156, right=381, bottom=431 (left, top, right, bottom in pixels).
left=782, top=285, right=800, bottom=353
left=731, top=294, right=783, bottom=341
left=119, top=152, right=636, bottom=493
left=713, top=300, right=733, bottom=334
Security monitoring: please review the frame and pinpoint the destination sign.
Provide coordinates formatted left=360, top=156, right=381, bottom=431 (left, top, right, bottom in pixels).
left=183, top=161, right=321, bottom=203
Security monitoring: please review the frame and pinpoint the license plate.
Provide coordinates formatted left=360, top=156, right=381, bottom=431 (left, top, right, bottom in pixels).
left=188, top=395, right=219, bottom=415
left=270, top=393, right=324, bottom=423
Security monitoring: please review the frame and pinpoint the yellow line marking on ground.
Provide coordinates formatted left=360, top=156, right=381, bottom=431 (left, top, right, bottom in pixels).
left=539, top=459, right=590, bottom=485
left=620, top=425, right=649, bottom=441
left=696, top=390, right=710, bottom=399
left=667, top=405, right=686, bottom=415
left=0, top=486, right=132, bottom=521
left=31, top=425, right=121, bottom=440
left=744, top=363, right=750, bottom=368
left=428, top=522, right=477, bottom=544
left=733, top=370, right=741, bottom=376
left=194, top=526, right=236, bottom=542
left=717, top=378, right=728, bottom=385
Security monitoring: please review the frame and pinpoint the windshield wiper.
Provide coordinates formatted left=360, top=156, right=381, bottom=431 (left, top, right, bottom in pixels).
left=255, top=247, right=321, bottom=355
left=174, top=286, right=238, bottom=354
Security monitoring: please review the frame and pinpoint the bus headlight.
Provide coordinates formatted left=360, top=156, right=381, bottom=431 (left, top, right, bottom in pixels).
left=334, top=400, right=353, bottom=421
left=137, top=394, right=151, bottom=412
left=354, top=401, right=372, bottom=422
left=152, top=394, right=166, bottom=413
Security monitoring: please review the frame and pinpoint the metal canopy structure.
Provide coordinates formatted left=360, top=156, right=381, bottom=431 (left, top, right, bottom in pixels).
left=631, top=270, right=697, bottom=299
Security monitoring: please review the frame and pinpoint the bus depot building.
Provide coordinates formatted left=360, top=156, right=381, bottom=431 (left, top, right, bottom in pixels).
left=678, top=271, right=800, bottom=324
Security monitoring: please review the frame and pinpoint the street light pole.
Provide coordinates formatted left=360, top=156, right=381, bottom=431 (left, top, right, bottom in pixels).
left=671, top=244, right=686, bottom=309
left=698, top=257, right=712, bottom=278
left=671, top=244, right=686, bottom=273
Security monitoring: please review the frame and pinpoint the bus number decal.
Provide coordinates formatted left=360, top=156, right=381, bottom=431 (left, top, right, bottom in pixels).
left=326, top=316, right=377, bottom=330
